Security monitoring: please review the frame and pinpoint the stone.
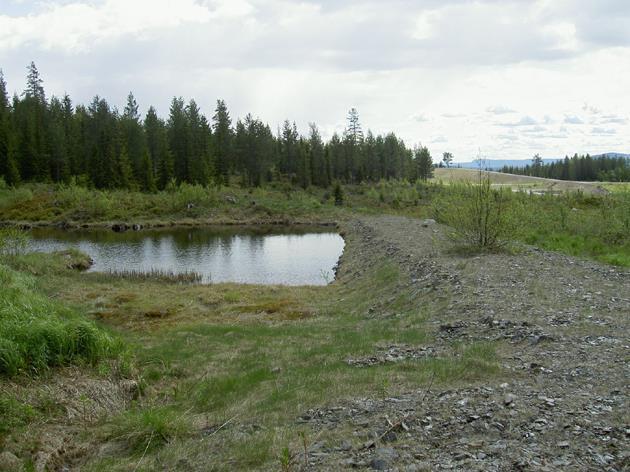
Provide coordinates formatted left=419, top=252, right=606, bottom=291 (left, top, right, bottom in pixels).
left=421, top=219, right=436, bottom=227
left=0, top=451, right=21, bottom=471
left=369, top=458, right=389, bottom=470
left=504, top=394, right=515, bottom=406
left=340, top=440, right=352, bottom=451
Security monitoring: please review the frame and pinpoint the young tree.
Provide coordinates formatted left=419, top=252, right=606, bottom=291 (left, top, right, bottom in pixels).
left=442, top=152, right=453, bottom=168
left=415, top=145, right=433, bottom=181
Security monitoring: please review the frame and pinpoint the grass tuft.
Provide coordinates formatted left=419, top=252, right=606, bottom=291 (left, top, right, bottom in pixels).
left=108, top=407, right=192, bottom=453
left=0, top=263, right=121, bottom=376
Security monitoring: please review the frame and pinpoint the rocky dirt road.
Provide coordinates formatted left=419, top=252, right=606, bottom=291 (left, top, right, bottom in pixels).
left=300, top=215, right=629, bottom=471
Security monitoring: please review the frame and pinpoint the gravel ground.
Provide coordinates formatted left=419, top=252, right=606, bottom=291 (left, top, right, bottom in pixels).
left=299, top=215, right=629, bottom=471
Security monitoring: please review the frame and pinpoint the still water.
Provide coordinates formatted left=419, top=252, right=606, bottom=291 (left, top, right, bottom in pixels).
left=28, top=226, right=344, bottom=286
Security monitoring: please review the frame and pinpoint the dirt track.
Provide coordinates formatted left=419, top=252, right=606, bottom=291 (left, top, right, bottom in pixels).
left=302, top=215, right=629, bottom=471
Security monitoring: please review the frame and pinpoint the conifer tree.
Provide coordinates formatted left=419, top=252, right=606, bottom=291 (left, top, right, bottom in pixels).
left=140, top=150, right=156, bottom=191
left=116, top=144, right=134, bottom=189
left=0, top=70, right=20, bottom=184
left=167, top=97, right=188, bottom=183
left=145, top=106, right=172, bottom=189
left=122, top=92, right=147, bottom=185
left=308, top=123, right=328, bottom=187
left=415, top=145, right=433, bottom=181
left=212, top=99, right=233, bottom=185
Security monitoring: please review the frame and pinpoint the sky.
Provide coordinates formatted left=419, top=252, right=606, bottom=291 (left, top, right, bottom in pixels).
left=1, top=0, right=629, bottom=161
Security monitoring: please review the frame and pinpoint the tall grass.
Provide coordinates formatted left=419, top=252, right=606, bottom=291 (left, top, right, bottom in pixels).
left=0, top=263, right=121, bottom=376
left=105, top=268, right=203, bottom=284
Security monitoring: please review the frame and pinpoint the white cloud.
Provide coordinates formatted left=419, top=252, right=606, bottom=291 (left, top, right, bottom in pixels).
left=564, top=115, right=584, bottom=125
left=0, top=0, right=212, bottom=52
left=486, top=106, right=516, bottom=115
left=499, top=116, right=539, bottom=127
left=0, top=0, right=628, bottom=160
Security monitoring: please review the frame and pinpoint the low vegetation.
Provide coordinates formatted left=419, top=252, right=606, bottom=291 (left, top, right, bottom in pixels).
left=0, top=171, right=627, bottom=468
left=0, top=261, right=121, bottom=376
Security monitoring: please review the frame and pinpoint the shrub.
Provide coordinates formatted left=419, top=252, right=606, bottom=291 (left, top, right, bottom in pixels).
left=333, top=182, right=344, bottom=206
left=434, top=172, right=515, bottom=249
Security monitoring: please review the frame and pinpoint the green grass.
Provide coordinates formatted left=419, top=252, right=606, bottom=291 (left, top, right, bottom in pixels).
left=107, top=406, right=192, bottom=454
left=0, top=392, right=38, bottom=435
left=0, top=225, right=503, bottom=470
left=433, top=181, right=630, bottom=266
left=0, top=262, right=122, bottom=376
left=72, top=257, right=500, bottom=470
left=3, top=180, right=626, bottom=266
left=0, top=179, right=627, bottom=468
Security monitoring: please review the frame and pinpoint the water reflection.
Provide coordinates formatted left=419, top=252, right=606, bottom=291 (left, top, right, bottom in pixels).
left=27, top=226, right=344, bottom=286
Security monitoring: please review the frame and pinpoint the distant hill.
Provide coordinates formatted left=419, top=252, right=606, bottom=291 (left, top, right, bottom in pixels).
left=455, top=153, right=629, bottom=170
left=455, top=159, right=559, bottom=170
left=592, top=152, right=630, bottom=159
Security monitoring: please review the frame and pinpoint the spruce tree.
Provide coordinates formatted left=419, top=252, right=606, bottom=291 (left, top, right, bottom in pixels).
left=145, top=106, right=172, bottom=189
left=212, top=99, right=233, bottom=185
left=122, top=92, right=147, bottom=186
left=0, top=70, right=19, bottom=184
left=167, top=97, right=188, bottom=183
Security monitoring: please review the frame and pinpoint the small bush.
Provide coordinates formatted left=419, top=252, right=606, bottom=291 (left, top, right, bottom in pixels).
left=434, top=172, right=515, bottom=249
left=333, top=182, right=344, bottom=206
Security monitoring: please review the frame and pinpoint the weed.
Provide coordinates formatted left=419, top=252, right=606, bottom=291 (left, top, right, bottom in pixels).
left=108, top=407, right=191, bottom=453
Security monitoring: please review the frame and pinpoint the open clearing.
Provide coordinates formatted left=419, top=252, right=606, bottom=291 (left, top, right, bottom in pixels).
left=432, top=168, right=628, bottom=193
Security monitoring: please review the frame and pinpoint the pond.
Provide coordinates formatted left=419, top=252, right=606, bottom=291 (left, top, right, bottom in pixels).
left=27, top=226, right=345, bottom=286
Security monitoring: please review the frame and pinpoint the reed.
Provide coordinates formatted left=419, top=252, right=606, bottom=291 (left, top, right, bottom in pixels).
left=105, top=268, right=204, bottom=284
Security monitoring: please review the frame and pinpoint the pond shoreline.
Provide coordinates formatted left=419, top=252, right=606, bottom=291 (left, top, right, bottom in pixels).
left=27, top=225, right=346, bottom=286
left=2, top=217, right=341, bottom=232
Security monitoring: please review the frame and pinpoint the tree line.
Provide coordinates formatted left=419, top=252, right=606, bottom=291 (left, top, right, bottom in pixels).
left=0, top=63, right=435, bottom=190
left=500, top=153, right=629, bottom=182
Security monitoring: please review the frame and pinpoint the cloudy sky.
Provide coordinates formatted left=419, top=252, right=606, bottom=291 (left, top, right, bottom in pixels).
left=1, top=0, right=629, bottom=161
